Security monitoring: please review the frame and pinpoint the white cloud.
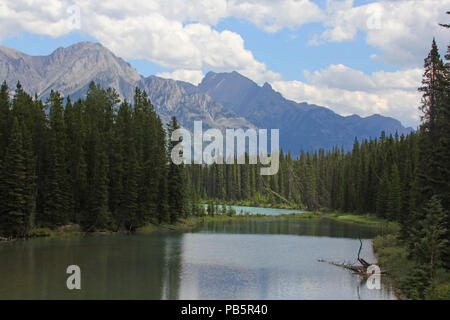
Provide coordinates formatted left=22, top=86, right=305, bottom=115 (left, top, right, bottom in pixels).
left=157, top=69, right=205, bottom=85
left=228, top=0, right=324, bottom=32
left=1, top=0, right=448, bottom=73
left=317, top=0, right=450, bottom=66
left=304, top=64, right=423, bottom=92
left=272, top=64, right=423, bottom=128
left=0, top=0, right=289, bottom=85
left=72, top=0, right=324, bottom=31
left=0, top=0, right=73, bottom=39
left=0, top=0, right=439, bottom=126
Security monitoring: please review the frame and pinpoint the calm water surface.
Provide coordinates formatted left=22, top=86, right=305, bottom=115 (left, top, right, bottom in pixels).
left=0, top=212, right=396, bottom=300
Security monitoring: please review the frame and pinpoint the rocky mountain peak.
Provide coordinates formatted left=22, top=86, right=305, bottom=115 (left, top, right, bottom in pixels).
left=0, top=42, right=413, bottom=153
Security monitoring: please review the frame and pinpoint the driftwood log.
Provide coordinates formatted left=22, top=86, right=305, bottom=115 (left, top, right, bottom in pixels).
left=318, top=238, right=386, bottom=276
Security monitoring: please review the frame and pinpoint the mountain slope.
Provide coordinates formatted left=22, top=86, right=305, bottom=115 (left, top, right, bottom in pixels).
left=0, top=42, right=141, bottom=100
left=0, top=42, right=413, bottom=153
left=0, top=42, right=252, bottom=131
left=192, top=71, right=413, bottom=151
left=136, top=76, right=254, bottom=130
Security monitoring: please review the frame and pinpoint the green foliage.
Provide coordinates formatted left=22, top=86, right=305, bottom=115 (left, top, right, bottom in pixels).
left=374, top=233, right=450, bottom=300
left=0, top=82, right=194, bottom=237
left=410, top=196, right=448, bottom=280
left=0, top=118, right=29, bottom=237
left=167, top=116, right=188, bottom=223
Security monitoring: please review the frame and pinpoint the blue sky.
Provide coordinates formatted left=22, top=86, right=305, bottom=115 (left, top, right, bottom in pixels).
left=1, top=1, right=398, bottom=79
left=1, top=0, right=449, bottom=127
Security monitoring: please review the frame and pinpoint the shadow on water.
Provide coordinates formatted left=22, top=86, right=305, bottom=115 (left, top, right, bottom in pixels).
left=0, top=233, right=184, bottom=299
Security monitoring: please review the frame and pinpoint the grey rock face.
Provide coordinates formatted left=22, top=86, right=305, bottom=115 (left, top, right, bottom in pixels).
left=0, top=42, right=413, bottom=153
left=0, top=42, right=253, bottom=131
left=195, top=71, right=414, bottom=152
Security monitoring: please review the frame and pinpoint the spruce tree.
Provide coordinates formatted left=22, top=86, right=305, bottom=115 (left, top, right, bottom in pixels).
left=0, top=81, right=10, bottom=157
left=387, top=163, right=402, bottom=221
left=0, top=118, right=27, bottom=237
left=411, top=196, right=448, bottom=283
left=167, top=116, right=187, bottom=223
left=416, top=39, right=448, bottom=204
left=41, top=90, right=72, bottom=226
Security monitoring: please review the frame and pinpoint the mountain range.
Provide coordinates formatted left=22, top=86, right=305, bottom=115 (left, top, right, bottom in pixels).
left=0, top=41, right=413, bottom=153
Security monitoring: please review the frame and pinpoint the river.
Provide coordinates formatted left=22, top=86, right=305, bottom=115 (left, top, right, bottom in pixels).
left=0, top=207, right=396, bottom=299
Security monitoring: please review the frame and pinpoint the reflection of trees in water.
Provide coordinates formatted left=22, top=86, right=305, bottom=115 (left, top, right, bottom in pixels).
left=65, top=234, right=179, bottom=299
left=162, top=235, right=183, bottom=300
left=93, top=234, right=169, bottom=299
left=201, top=218, right=380, bottom=239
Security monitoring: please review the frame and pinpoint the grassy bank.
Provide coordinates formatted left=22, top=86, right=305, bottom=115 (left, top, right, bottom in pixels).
left=136, top=212, right=319, bottom=234
left=30, top=224, right=83, bottom=238
left=323, top=211, right=400, bottom=231
left=373, top=233, right=450, bottom=300
left=137, top=210, right=396, bottom=234
left=25, top=210, right=393, bottom=239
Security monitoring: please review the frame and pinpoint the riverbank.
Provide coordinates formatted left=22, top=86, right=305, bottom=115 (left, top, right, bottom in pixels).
left=137, top=212, right=320, bottom=234
left=8, top=210, right=395, bottom=241
left=373, top=233, right=450, bottom=300
left=322, top=211, right=400, bottom=232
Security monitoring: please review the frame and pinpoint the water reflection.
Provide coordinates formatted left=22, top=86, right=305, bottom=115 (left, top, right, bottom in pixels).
left=176, top=232, right=395, bottom=300
left=200, top=217, right=381, bottom=239
left=0, top=217, right=396, bottom=300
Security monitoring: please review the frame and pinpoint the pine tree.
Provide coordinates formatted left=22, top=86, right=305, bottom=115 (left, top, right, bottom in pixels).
left=387, top=163, right=402, bottom=220
left=0, top=81, right=10, bottom=157
left=115, top=101, right=139, bottom=231
left=0, top=118, right=28, bottom=237
left=41, top=90, right=72, bottom=226
left=376, top=171, right=390, bottom=218
left=416, top=39, right=448, bottom=204
left=65, top=98, right=88, bottom=224
left=411, top=196, right=448, bottom=283
left=21, top=125, right=37, bottom=233
left=81, top=83, right=112, bottom=231
left=155, top=116, right=169, bottom=224
left=167, top=117, right=187, bottom=223
left=415, top=37, right=450, bottom=266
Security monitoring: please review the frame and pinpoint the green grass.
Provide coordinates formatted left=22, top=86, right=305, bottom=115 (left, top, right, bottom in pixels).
left=323, top=211, right=400, bottom=231
left=30, top=224, right=82, bottom=238
left=136, top=211, right=324, bottom=234
left=277, top=211, right=322, bottom=219
left=26, top=210, right=397, bottom=240
left=136, top=216, right=207, bottom=234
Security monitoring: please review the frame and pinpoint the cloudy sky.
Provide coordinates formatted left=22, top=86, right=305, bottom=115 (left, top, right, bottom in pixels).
left=1, top=0, right=449, bottom=127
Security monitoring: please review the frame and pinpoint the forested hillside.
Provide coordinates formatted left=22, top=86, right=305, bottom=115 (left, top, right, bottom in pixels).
left=0, top=82, right=191, bottom=238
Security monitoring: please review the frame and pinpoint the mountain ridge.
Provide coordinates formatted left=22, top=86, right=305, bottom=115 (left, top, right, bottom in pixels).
left=0, top=41, right=413, bottom=153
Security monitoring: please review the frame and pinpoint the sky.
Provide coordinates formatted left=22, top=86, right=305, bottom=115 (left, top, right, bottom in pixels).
left=0, top=0, right=449, bottom=128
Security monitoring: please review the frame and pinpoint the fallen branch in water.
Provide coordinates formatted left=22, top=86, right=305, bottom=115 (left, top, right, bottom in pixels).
left=318, top=238, right=387, bottom=276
